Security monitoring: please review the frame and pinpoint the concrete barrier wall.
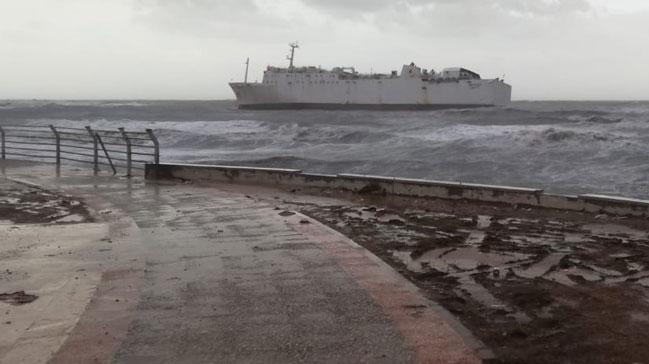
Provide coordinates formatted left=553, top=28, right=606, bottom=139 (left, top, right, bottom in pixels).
left=145, top=163, right=649, bottom=217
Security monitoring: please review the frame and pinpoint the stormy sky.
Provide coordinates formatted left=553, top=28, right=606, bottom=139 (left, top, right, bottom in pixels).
left=1, top=0, right=648, bottom=100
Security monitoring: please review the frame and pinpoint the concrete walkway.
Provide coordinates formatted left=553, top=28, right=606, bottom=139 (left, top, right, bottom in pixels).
left=1, top=161, right=486, bottom=364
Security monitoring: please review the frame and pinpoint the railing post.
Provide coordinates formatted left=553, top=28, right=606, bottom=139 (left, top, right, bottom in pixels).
left=85, top=126, right=99, bottom=174
left=49, top=125, right=60, bottom=165
left=146, top=128, right=159, bottom=164
left=0, top=126, right=5, bottom=160
left=96, top=134, right=117, bottom=175
left=119, top=127, right=132, bottom=177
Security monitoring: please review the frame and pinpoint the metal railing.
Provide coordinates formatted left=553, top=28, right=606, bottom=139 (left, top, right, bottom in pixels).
left=0, top=125, right=159, bottom=176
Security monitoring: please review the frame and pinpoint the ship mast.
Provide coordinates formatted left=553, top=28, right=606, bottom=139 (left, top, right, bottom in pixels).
left=287, top=42, right=299, bottom=72
left=244, top=57, right=250, bottom=83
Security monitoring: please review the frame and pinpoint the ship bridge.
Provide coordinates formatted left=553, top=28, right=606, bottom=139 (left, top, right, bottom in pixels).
left=399, top=64, right=481, bottom=81
left=441, top=67, right=481, bottom=80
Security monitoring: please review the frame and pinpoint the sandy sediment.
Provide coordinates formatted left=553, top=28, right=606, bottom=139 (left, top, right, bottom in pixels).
left=232, top=183, right=649, bottom=364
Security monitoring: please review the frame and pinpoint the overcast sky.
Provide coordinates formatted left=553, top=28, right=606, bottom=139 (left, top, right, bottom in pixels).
left=1, top=0, right=648, bottom=100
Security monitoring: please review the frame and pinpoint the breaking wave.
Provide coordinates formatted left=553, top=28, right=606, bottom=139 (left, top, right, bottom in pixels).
left=1, top=100, right=649, bottom=198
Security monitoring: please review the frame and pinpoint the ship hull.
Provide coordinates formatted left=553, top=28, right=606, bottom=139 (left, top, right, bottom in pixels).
left=230, top=76, right=511, bottom=110
left=237, top=103, right=494, bottom=110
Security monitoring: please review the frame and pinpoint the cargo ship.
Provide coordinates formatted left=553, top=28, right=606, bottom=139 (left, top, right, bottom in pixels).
left=230, top=43, right=511, bottom=110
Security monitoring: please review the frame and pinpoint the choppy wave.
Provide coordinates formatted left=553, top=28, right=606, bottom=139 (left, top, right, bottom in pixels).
left=1, top=100, right=648, bottom=198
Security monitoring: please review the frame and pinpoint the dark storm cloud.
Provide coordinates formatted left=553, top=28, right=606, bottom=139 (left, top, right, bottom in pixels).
left=133, top=0, right=279, bottom=39
left=300, top=0, right=430, bottom=11
left=493, top=0, right=590, bottom=15
left=301, top=0, right=591, bottom=16
left=133, top=0, right=593, bottom=40
left=131, top=0, right=593, bottom=40
left=136, top=0, right=258, bottom=18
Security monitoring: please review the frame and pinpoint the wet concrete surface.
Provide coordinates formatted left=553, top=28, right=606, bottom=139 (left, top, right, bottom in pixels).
left=0, top=161, right=481, bottom=364
left=0, top=220, right=126, bottom=364
left=10, top=159, right=649, bottom=363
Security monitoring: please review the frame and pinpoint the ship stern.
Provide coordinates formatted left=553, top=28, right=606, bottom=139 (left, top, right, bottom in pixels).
left=493, top=81, right=512, bottom=106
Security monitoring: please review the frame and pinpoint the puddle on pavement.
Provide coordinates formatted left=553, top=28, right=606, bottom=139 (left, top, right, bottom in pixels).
left=583, top=224, right=648, bottom=240
left=0, top=197, right=21, bottom=204
left=344, top=207, right=405, bottom=224
left=564, top=233, right=591, bottom=243
left=515, top=253, right=567, bottom=279
left=55, top=214, right=85, bottom=223
left=457, top=276, right=514, bottom=312
left=465, top=231, right=486, bottom=246
left=0, top=291, right=38, bottom=305
left=545, top=267, right=602, bottom=286
left=394, top=247, right=531, bottom=273
left=630, top=312, right=649, bottom=323
left=391, top=245, right=534, bottom=321
left=476, top=215, right=492, bottom=229
left=639, top=278, right=649, bottom=288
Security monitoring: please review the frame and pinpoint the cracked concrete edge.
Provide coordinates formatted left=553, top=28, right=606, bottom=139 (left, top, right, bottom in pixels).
left=286, top=211, right=495, bottom=363
left=4, top=177, right=47, bottom=190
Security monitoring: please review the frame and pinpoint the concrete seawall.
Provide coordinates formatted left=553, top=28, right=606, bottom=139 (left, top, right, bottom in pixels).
left=145, top=163, right=649, bottom=217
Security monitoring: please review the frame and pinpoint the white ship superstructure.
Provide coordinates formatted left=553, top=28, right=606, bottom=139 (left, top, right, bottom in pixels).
left=230, top=43, right=511, bottom=110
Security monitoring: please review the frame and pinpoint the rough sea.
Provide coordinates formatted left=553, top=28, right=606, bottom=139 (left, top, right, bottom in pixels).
left=1, top=100, right=648, bottom=199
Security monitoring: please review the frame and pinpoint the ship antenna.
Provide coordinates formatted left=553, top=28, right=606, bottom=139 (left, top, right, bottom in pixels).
left=244, top=57, right=250, bottom=83
left=287, top=42, right=299, bottom=72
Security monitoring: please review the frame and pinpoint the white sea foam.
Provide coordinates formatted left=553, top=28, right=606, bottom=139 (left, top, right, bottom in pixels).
left=2, top=100, right=649, bottom=198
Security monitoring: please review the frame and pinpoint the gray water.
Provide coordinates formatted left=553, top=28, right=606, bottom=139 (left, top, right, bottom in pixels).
left=1, top=100, right=648, bottom=198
